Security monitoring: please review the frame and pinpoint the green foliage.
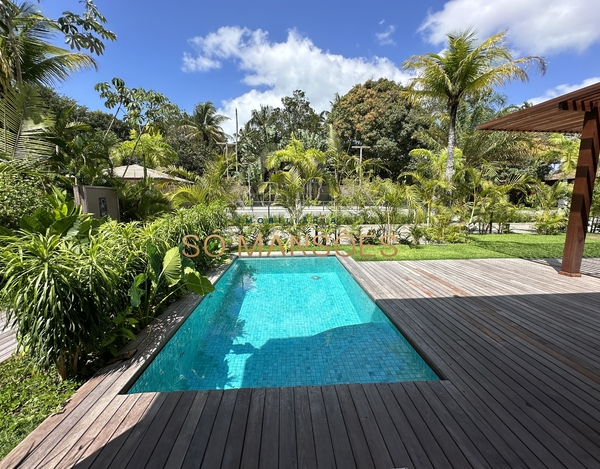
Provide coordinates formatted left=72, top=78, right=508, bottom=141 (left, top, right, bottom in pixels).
left=541, top=133, right=580, bottom=177
left=0, top=1, right=103, bottom=90
left=144, top=202, right=230, bottom=272
left=0, top=354, right=82, bottom=460
left=262, top=136, right=337, bottom=221
left=0, top=85, right=55, bottom=160
left=116, top=180, right=173, bottom=222
left=403, top=29, right=546, bottom=179
left=111, top=130, right=177, bottom=168
left=0, top=224, right=123, bottom=379
left=129, top=244, right=215, bottom=327
left=534, top=213, right=567, bottom=235
left=0, top=168, right=49, bottom=229
left=178, top=101, right=229, bottom=144
left=328, top=78, right=424, bottom=176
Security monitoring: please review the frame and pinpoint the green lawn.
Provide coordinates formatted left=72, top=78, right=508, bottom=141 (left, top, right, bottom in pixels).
left=0, top=355, right=82, bottom=459
left=346, top=234, right=600, bottom=261
left=234, top=233, right=600, bottom=261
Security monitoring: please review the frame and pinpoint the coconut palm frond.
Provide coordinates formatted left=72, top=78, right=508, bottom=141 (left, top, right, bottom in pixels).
left=0, top=84, right=54, bottom=160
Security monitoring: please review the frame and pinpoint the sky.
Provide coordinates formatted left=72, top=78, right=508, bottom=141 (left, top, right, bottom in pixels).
left=41, top=0, right=600, bottom=137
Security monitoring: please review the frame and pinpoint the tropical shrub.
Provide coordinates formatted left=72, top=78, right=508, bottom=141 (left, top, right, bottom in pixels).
left=129, top=244, right=214, bottom=328
left=0, top=230, right=123, bottom=380
left=0, top=189, right=131, bottom=378
left=0, top=170, right=49, bottom=229
left=534, top=213, right=567, bottom=235
left=145, top=202, right=229, bottom=271
left=116, top=180, right=173, bottom=222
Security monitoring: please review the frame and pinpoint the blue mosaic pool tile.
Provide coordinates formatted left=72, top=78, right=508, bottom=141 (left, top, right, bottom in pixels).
left=128, top=257, right=439, bottom=393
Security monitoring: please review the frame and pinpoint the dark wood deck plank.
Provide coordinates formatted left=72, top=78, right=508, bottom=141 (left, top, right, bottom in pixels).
left=84, top=393, right=158, bottom=469
left=106, top=393, right=170, bottom=469
left=180, top=390, right=224, bottom=469
left=406, top=298, right=600, bottom=467
left=375, top=383, right=435, bottom=469
left=414, top=382, right=491, bottom=468
left=240, top=388, right=265, bottom=469
left=347, top=385, right=394, bottom=468
left=69, top=394, right=148, bottom=469
left=124, top=392, right=183, bottom=469
left=49, top=395, right=126, bottom=469
left=306, top=386, right=336, bottom=469
left=201, top=389, right=238, bottom=469
left=386, top=298, right=584, bottom=469
left=360, top=384, right=413, bottom=468
left=163, top=391, right=210, bottom=469
left=279, top=386, right=297, bottom=468
left=320, top=385, right=356, bottom=469
left=221, top=388, right=252, bottom=469
left=258, top=388, right=279, bottom=469
left=390, top=383, right=454, bottom=469
left=379, top=297, right=548, bottom=469
left=145, top=391, right=198, bottom=469
left=334, top=385, right=374, bottom=468
left=293, top=387, right=317, bottom=469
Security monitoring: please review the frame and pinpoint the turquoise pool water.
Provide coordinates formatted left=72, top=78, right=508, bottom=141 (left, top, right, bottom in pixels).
left=128, top=257, right=439, bottom=393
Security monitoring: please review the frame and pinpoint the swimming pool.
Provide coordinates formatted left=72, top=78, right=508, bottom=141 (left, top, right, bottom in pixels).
left=128, top=256, right=439, bottom=393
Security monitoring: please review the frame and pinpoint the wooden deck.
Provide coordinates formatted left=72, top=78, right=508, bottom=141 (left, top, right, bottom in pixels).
left=0, top=311, right=17, bottom=363
left=2, top=257, right=600, bottom=468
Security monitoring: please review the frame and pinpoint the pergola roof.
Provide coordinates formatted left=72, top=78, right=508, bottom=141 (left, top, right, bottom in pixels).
left=476, top=81, right=600, bottom=133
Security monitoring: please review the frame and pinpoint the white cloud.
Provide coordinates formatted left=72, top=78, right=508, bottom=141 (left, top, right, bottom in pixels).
left=376, top=25, right=396, bottom=46
left=529, top=77, right=600, bottom=105
left=419, top=0, right=600, bottom=55
left=183, top=26, right=412, bottom=136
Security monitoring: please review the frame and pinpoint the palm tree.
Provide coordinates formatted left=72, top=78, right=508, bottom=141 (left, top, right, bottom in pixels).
left=325, top=124, right=355, bottom=184
left=405, top=148, right=461, bottom=225
left=402, top=29, right=546, bottom=180
left=262, top=136, right=337, bottom=222
left=0, top=1, right=97, bottom=91
left=179, top=101, right=229, bottom=145
left=542, top=133, right=579, bottom=179
left=111, top=130, right=178, bottom=180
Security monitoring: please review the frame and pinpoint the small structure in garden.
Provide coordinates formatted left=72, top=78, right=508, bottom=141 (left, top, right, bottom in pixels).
left=478, top=81, right=600, bottom=277
left=111, top=164, right=189, bottom=183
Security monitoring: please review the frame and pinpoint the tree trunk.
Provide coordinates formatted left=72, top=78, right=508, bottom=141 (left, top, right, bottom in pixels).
left=446, top=102, right=459, bottom=181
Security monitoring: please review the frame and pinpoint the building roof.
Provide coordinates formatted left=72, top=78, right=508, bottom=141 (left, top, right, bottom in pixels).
left=476, top=81, right=600, bottom=133
left=111, top=164, right=189, bottom=183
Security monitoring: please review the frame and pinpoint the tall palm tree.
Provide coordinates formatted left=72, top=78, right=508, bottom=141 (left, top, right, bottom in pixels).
left=402, top=29, right=546, bottom=180
left=0, top=1, right=97, bottom=91
left=179, top=101, right=229, bottom=145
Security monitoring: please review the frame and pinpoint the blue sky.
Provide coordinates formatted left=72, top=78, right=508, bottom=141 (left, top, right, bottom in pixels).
left=42, top=0, right=600, bottom=136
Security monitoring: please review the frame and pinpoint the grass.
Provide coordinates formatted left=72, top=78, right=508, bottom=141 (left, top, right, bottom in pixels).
left=349, top=233, right=600, bottom=261
left=0, top=354, right=82, bottom=460
left=232, top=233, right=600, bottom=261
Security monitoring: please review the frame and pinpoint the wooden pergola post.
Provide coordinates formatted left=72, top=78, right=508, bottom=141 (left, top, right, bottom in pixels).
left=476, top=81, right=600, bottom=277
left=559, top=107, right=600, bottom=276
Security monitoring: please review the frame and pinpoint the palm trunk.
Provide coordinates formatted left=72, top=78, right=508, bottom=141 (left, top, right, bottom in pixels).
left=446, top=102, right=459, bottom=181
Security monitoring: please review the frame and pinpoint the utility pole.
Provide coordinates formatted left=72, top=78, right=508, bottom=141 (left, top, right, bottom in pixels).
left=235, top=108, right=239, bottom=172
left=217, top=142, right=232, bottom=177
left=351, top=145, right=370, bottom=185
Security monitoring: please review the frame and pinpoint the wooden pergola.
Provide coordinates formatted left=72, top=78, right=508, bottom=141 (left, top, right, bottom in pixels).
left=477, top=81, right=600, bottom=276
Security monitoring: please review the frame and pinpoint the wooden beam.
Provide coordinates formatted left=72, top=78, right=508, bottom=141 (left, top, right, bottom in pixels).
left=558, top=100, right=600, bottom=112
left=559, top=107, right=600, bottom=276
